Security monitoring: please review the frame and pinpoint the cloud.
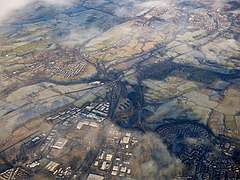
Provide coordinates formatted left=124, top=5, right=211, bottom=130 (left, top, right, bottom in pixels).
left=0, top=0, right=32, bottom=24
left=112, top=0, right=173, bottom=18
left=99, top=121, right=183, bottom=179
left=114, top=7, right=135, bottom=18
left=0, top=0, right=78, bottom=25
left=132, top=132, right=183, bottom=179
left=111, top=0, right=229, bottom=18
left=0, top=0, right=230, bottom=25
left=58, top=27, right=102, bottom=48
left=42, top=0, right=77, bottom=6
left=138, top=0, right=172, bottom=8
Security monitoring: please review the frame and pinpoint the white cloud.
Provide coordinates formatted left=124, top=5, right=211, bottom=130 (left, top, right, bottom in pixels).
left=0, top=0, right=78, bottom=25
left=0, top=0, right=229, bottom=25
left=138, top=0, right=172, bottom=8
left=58, top=27, right=102, bottom=48
left=112, top=0, right=173, bottom=18
left=114, top=7, right=135, bottom=18
left=0, top=0, right=33, bottom=24
left=133, top=133, right=183, bottom=179
left=42, top=0, right=78, bottom=6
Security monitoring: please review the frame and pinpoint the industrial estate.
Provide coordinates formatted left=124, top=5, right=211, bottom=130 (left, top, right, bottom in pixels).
left=0, top=0, right=239, bottom=179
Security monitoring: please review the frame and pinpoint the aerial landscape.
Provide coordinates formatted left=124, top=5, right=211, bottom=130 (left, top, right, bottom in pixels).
left=0, top=0, right=239, bottom=179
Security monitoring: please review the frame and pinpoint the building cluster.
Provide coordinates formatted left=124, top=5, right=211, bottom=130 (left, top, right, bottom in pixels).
left=179, top=144, right=206, bottom=167
left=46, top=106, right=81, bottom=124
left=196, top=153, right=240, bottom=179
left=157, top=123, right=210, bottom=142
left=38, top=101, right=110, bottom=178
left=40, top=129, right=57, bottom=156
left=81, top=102, right=109, bottom=122
left=22, top=135, right=43, bottom=149
left=77, top=121, right=99, bottom=130
left=158, top=123, right=209, bottom=167
left=157, top=122, right=240, bottom=179
left=52, top=138, right=68, bottom=150
left=89, top=129, right=139, bottom=179
left=45, top=161, right=72, bottom=178
left=188, top=13, right=216, bottom=31
left=118, top=99, right=131, bottom=112
left=45, top=60, right=87, bottom=79
left=46, top=101, right=109, bottom=127
left=27, top=161, right=40, bottom=169
left=0, top=167, right=28, bottom=180
left=26, top=50, right=89, bottom=80
left=219, top=142, right=236, bottom=157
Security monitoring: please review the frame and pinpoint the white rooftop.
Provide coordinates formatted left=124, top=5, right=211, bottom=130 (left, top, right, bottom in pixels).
left=77, top=121, right=89, bottom=129
left=53, top=138, right=68, bottom=149
left=87, top=173, right=104, bottom=180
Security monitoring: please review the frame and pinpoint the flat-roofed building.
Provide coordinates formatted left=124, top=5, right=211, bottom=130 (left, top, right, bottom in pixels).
left=100, top=161, right=107, bottom=170
left=106, top=154, right=113, bottom=161
left=120, top=166, right=127, bottom=173
left=53, top=138, right=68, bottom=150
left=120, top=136, right=130, bottom=144
left=112, top=166, right=119, bottom=171
left=45, top=161, right=59, bottom=172
left=87, top=173, right=104, bottom=180
left=77, top=121, right=89, bottom=129
left=111, top=171, right=118, bottom=176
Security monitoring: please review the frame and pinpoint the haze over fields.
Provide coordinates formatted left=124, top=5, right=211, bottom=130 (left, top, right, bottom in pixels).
left=0, top=0, right=239, bottom=179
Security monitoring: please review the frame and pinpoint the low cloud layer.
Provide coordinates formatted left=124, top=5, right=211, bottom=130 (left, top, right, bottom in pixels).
left=0, top=0, right=229, bottom=25
left=132, top=132, right=183, bottom=179
left=112, top=0, right=173, bottom=18
left=0, top=0, right=32, bottom=24
left=0, top=0, right=78, bottom=25
left=58, top=27, right=102, bottom=48
left=90, top=121, right=183, bottom=180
